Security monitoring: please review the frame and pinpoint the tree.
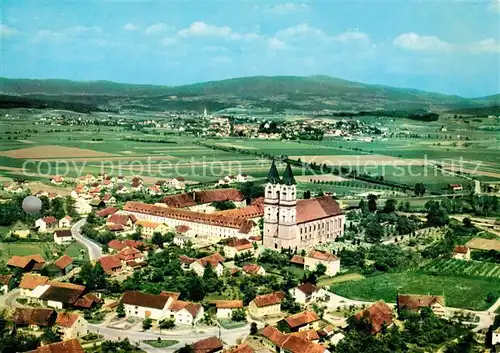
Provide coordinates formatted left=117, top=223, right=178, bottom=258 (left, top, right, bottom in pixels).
left=142, top=318, right=152, bottom=330
left=383, top=199, right=396, bottom=213
left=414, top=183, right=426, bottom=197
left=210, top=200, right=236, bottom=211
left=40, top=328, right=61, bottom=344
left=51, top=198, right=66, bottom=219
left=462, top=217, right=472, bottom=227
left=426, top=201, right=449, bottom=227
left=365, top=221, right=384, bottom=243
left=367, top=194, right=378, bottom=213
left=175, top=344, right=195, bottom=353
left=314, top=263, right=327, bottom=277
left=159, top=319, right=175, bottom=329
left=250, top=322, right=258, bottom=335
left=231, top=309, right=246, bottom=322
left=152, top=232, right=164, bottom=248
left=303, top=190, right=311, bottom=199
left=116, top=302, right=125, bottom=318
left=358, top=199, right=368, bottom=213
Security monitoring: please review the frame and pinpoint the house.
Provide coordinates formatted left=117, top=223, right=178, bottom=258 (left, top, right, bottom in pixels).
left=350, top=300, right=394, bottom=334
left=452, top=245, right=471, bottom=261
left=116, top=185, right=130, bottom=194
left=55, top=312, right=88, bottom=340
left=236, top=174, right=249, bottom=183
left=290, top=255, right=305, bottom=267
left=90, top=197, right=104, bottom=208
left=54, top=254, right=74, bottom=275
left=116, top=176, right=127, bottom=184
left=50, top=175, right=65, bottom=185
left=304, top=250, right=340, bottom=277
left=260, top=326, right=329, bottom=353
left=121, top=291, right=171, bottom=322
left=290, top=283, right=324, bottom=305
left=53, top=229, right=74, bottom=245
left=108, top=239, right=128, bottom=253
left=130, top=181, right=143, bottom=192
left=169, top=299, right=204, bottom=325
left=9, top=221, right=30, bottom=238
left=396, top=294, right=446, bottom=316
left=8, top=255, right=46, bottom=272
left=11, top=307, right=56, bottom=329
left=174, top=235, right=191, bottom=247
left=0, top=274, right=12, bottom=294
left=223, top=344, right=254, bottom=353
left=98, top=255, right=123, bottom=275
left=19, top=274, right=49, bottom=297
left=102, top=194, right=116, bottom=205
left=290, top=329, right=320, bottom=343
left=35, top=216, right=58, bottom=232
left=329, top=332, right=345, bottom=346
left=241, top=264, right=266, bottom=276
left=492, top=327, right=500, bottom=345
left=248, top=291, right=285, bottom=318
left=448, top=184, right=463, bottom=192
left=160, top=188, right=246, bottom=212
left=187, top=253, right=225, bottom=277
left=97, top=207, right=119, bottom=219
left=147, top=185, right=163, bottom=195
left=132, top=177, right=143, bottom=184
left=135, top=220, right=169, bottom=238
left=74, top=292, right=102, bottom=309
left=283, top=311, right=320, bottom=332
left=26, top=338, right=83, bottom=353
left=170, top=177, right=186, bottom=190
left=191, top=336, right=223, bottom=353
left=37, top=282, right=86, bottom=309
left=107, top=213, right=136, bottom=229
left=58, top=216, right=72, bottom=228
left=74, top=197, right=92, bottom=214
left=211, top=300, right=244, bottom=319
left=117, top=247, right=145, bottom=264
left=78, top=174, right=96, bottom=185
left=223, top=238, right=254, bottom=259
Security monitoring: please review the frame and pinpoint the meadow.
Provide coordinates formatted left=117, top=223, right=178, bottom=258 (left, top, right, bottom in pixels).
left=420, top=258, right=500, bottom=278
left=331, top=272, right=500, bottom=310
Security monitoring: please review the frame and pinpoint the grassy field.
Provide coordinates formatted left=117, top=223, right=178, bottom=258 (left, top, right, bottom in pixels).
left=143, top=340, right=178, bottom=348
left=0, top=241, right=88, bottom=262
left=317, top=273, right=365, bottom=287
left=420, top=259, right=500, bottom=278
left=331, top=272, right=500, bottom=310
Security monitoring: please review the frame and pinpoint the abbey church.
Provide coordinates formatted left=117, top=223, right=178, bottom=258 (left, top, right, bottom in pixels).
left=263, top=161, right=345, bottom=251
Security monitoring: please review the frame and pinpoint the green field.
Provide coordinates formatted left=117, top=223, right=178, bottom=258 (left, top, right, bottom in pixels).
left=420, top=259, right=500, bottom=278
left=0, top=241, right=88, bottom=263
left=331, top=272, right=500, bottom=310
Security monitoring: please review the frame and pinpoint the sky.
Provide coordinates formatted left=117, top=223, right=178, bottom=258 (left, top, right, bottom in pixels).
left=1, top=0, right=499, bottom=97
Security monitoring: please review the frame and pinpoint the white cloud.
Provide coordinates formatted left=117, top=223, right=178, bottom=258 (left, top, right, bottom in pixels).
left=177, top=21, right=258, bottom=41
left=66, top=26, right=101, bottom=35
left=32, top=29, right=65, bottom=42
left=32, top=26, right=102, bottom=43
left=212, top=56, right=232, bottom=64
left=145, top=23, right=170, bottom=35
left=0, top=24, right=19, bottom=37
left=489, top=0, right=500, bottom=13
left=469, top=38, right=500, bottom=53
left=268, top=37, right=286, bottom=50
left=393, top=32, right=451, bottom=51
left=260, top=3, right=310, bottom=14
left=160, top=37, right=177, bottom=46
left=123, top=23, right=140, bottom=31
left=276, top=24, right=326, bottom=39
left=334, top=31, right=370, bottom=43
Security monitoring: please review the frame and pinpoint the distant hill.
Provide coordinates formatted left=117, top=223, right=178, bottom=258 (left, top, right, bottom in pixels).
left=1, top=76, right=498, bottom=112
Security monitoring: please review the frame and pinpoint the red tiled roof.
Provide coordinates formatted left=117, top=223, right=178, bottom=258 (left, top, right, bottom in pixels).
left=108, top=214, right=133, bottom=226
left=261, top=326, right=326, bottom=353
left=296, top=196, right=342, bottom=224
left=108, top=239, right=127, bottom=251
left=12, top=308, right=55, bottom=327
left=123, top=239, right=145, bottom=249
left=224, top=344, right=254, bottom=353
left=397, top=294, right=445, bottom=311
left=176, top=225, right=190, bottom=233
left=261, top=326, right=288, bottom=346
left=291, top=329, right=320, bottom=341
left=8, top=254, right=45, bottom=269
left=454, top=245, right=469, bottom=254
left=121, top=291, right=170, bottom=309
left=226, top=238, right=253, bottom=251
left=54, top=254, right=73, bottom=270
left=97, top=207, right=119, bottom=217
left=179, top=255, right=196, bottom=265
left=98, top=255, right=122, bottom=274
left=211, top=300, right=244, bottom=309
left=161, top=188, right=244, bottom=208
left=136, top=219, right=164, bottom=229
left=107, top=224, right=124, bottom=232
left=297, top=282, right=317, bottom=295
left=191, top=336, right=223, bottom=353
left=26, top=338, right=84, bottom=353
left=124, top=201, right=255, bottom=234
left=307, top=250, right=338, bottom=262
left=285, top=311, right=319, bottom=329
left=290, top=255, right=305, bottom=265
left=19, top=274, right=49, bottom=289
left=353, top=300, right=394, bottom=334
left=252, top=291, right=285, bottom=307
left=160, top=291, right=181, bottom=301
left=54, top=229, right=72, bottom=238
left=197, top=253, right=225, bottom=268
left=170, top=300, right=202, bottom=317
left=41, top=216, right=58, bottom=225
left=55, top=312, right=79, bottom=327
left=216, top=203, right=264, bottom=219
left=117, top=248, right=142, bottom=261
left=242, top=263, right=263, bottom=274
left=39, top=284, right=85, bottom=305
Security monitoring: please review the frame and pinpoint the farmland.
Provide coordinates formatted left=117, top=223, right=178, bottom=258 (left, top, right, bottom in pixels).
left=420, top=258, right=500, bottom=278
left=331, top=272, right=500, bottom=310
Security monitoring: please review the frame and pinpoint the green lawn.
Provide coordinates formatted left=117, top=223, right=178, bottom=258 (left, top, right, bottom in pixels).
left=317, top=273, right=365, bottom=287
left=420, top=259, right=500, bottom=279
left=218, top=319, right=247, bottom=329
left=0, top=242, right=56, bottom=262
left=331, top=272, right=500, bottom=311
left=64, top=242, right=89, bottom=261
left=143, top=339, right=178, bottom=348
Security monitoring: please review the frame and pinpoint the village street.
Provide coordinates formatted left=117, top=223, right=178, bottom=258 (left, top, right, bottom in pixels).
left=71, top=218, right=102, bottom=261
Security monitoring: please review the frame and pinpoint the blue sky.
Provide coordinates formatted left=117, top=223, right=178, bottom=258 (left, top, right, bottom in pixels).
left=1, top=0, right=499, bottom=97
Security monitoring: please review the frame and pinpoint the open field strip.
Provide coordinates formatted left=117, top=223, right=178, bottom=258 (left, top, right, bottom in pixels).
left=0, top=145, right=117, bottom=159
left=215, top=143, right=257, bottom=150
left=292, top=154, right=425, bottom=166
left=296, top=174, right=348, bottom=182
left=420, top=259, right=500, bottom=279
left=466, top=238, right=500, bottom=251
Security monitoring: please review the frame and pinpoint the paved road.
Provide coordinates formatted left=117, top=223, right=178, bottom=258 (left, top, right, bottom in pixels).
left=72, top=218, right=102, bottom=261
left=0, top=289, right=24, bottom=309
left=88, top=322, right=252, bottom=353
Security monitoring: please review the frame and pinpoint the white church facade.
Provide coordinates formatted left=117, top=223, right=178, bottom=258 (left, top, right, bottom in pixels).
left=263, top=161, right=345, bottom=251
